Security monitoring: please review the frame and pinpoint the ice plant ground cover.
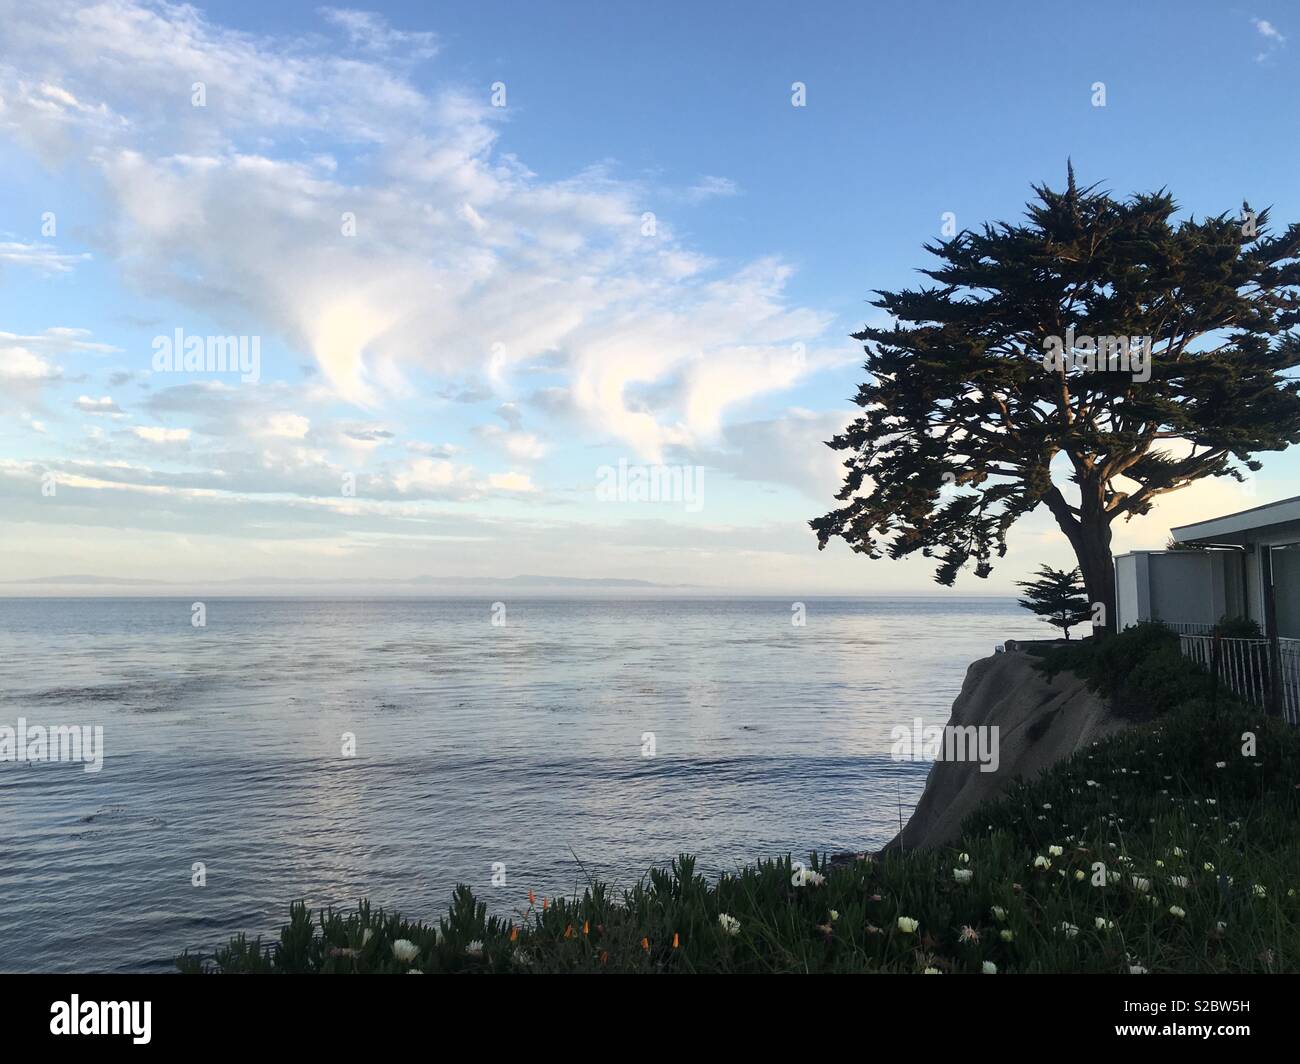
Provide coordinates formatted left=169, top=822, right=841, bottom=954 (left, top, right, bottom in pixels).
left=180, top=628, right=1300, bottom=973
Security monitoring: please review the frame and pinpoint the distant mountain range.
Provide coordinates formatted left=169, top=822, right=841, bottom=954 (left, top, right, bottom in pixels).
left=5, top=573, right=695, bottom=589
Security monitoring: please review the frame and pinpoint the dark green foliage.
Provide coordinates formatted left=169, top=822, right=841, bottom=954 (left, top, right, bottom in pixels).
left=1016, top=565, right=1091, bottom=639
left=1216, top=615, right=1263, bottom=639
left=1033, top=621, right=1213, bottom=718
left=813, top=169, right=1300, bottom=628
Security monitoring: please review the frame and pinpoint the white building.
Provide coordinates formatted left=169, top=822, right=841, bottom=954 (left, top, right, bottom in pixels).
left=1114, top=496, right=1300, bottom=722
left=1115, top=495, right=1300, bottom=637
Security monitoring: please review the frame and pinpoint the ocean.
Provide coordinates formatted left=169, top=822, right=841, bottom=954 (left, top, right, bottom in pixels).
left=0, top=596, right=1044, bottom=973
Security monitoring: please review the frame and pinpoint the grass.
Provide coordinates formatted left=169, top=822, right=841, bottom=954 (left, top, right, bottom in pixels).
left=179, top=626, right=1300, bottom=973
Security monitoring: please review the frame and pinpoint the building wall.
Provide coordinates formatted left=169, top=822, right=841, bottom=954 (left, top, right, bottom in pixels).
left=1148, top=552, right=1223, bottom=625
left=1114, top=550, right=1245, bottom=629
left=1115, top=553, right=1143, bottom=631
left=1274, top=547, right=1300, bottom=637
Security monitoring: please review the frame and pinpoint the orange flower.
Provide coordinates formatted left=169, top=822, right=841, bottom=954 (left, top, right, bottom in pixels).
left=509, top=926, right=518, bottom=942
left=542, top=897, right=549, bottom=911
left=640, top=936, right=650, bottom=952
left=599, top=950, right=609, bottom=965
left=564, top=924, right=574, bottom=939
left=582, top=920, right=590, bottom=936
left=672, top=932, right=680, bottom=949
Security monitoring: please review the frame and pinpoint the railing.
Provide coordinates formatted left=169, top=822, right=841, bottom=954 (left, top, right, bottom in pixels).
left=1163, top=621, right=1217, bottom=636
left=1178, top=634, right=1300, bottom=724
left=1281, top=639, right=1300, bottom=726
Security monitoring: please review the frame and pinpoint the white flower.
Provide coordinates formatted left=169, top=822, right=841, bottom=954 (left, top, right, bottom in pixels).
left=1131, top=876, right=1151, bottom=893
left=718, top=913, right=741, bottom=936
left=1086, top=780, right=1099, bottom=787
left=958, top=852, right=971, bottom=864
left=1074, top=870, right=1085, bottom=881
left=1048, top=845, right=1063, bottom=857
left=923, top=967, right=941, bottom=974
left=1129, top=964, right=1148, bottom=974
left=828, top=910, right=840, bottom=922
left=1253, top=884, right=1267, bottom=898
left=792, top=866, right=826, bottom=887
left=1215, top=761, right=1226, bottom=769
left=1059, top=922, right=1079, bottom=939
left=953, top=868, right=973, bottom=884
left=1033, top=855, right=1052, bottom=870
left=1169, top=905, right=1186, bottom=918
left=391, top=938, right=420, bottom=963
left=1095, top=917, right=1114, bottom=930
left=406, top=968, right=422, bottom=974
left=897, top=916, right=919, bottom=934
left=1169, top=875, right=1190, bottom=888
left=466, top=940, right=484, bottom=957
left=990, top=906, right=1007, bottom=922
left=982, top=961, right=997, bottom=974
left=1203, top=862, right=1215, bottom=872
left=999, top=929, right=1014, bottom=942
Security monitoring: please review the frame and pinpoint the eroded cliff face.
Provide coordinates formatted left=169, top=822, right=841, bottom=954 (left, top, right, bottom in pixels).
left=885, top=646, right=1127, bottom=852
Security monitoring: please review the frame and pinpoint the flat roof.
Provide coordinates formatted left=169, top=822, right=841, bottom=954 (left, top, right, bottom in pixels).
left=1171, top=495, right=1300, bottom=544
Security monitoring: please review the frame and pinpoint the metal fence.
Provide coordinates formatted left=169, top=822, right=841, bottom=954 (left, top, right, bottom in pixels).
left=1163, top=621, right=1217, bottom=636
left=1178, top=634, right=1300, bottom=724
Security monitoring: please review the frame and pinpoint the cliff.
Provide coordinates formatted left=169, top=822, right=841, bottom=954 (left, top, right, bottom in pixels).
left=885, top=644, right=1128, bottom=852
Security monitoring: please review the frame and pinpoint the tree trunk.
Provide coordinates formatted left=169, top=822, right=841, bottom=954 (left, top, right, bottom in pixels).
left=1043, top=487, right=1116, bottom=637
left=1076, top=528, right=1116, bottom=637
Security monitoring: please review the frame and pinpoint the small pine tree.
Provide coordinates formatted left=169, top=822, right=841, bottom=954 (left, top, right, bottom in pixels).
left=1016, top=565, right=1091, bottom=640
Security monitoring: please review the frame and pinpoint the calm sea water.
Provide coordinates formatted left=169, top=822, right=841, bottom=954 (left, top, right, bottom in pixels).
left=0, top=596, right=1043, bottom=973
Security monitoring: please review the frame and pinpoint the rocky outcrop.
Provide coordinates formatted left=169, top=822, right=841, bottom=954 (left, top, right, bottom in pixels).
left=884, top=644, right=1128, bottom=852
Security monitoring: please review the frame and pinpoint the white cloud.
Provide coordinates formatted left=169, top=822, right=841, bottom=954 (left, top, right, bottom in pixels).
left=74, top=395, right=122, bottom=414
left=1251, top=16, right=1287, bottom=61
left=684, top=175, right=739, bottom=203
left=259, top=413, right=311, bottom=440
left=391, top=456, right=475, bottom=496
left=133, top=426, right=191, bottom=443
left=318, top=7, right=438, bottom=60
left=487, top=471, right=537, bottom=493
left=0, top=0, right=836, bottom=463
left=474, top=424, right=548, bottom=461
left=1253, top=17, right=1286, bottom=43
left=0, top=240, right=89, bottom=274
left=0, top=346, right=61, bottom=381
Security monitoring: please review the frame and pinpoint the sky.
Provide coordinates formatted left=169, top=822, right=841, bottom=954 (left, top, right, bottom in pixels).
left=1, top=0, right=1298, bottom=595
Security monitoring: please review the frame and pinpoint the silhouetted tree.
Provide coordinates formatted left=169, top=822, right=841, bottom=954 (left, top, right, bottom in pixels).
left=1015, top=565, right=1091, bottom=639
left=813, top=167, right=1300, bottom=632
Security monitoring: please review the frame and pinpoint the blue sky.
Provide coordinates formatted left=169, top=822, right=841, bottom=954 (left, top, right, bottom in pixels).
left=1, top=0, right=1297, bottom=593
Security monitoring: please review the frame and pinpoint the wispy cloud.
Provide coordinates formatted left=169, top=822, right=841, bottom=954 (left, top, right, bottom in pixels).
left=0, top=240, right=89, bottom=274
left=0, top=0, right=839, bottom=464
left=684, top=175, right=740, bottom=203
left=1251, top=16, right=1287, bottom=61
